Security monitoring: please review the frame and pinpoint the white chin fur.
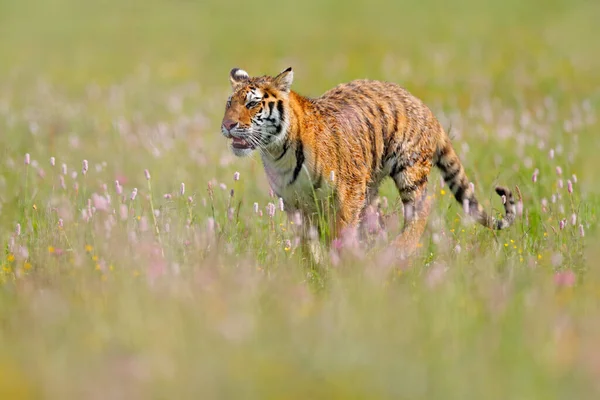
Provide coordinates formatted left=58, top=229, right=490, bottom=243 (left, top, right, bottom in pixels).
left=231, top=146, right=254, bottom=157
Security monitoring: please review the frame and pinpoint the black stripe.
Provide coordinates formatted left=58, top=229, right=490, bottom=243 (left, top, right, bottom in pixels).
left=277, top=100, right=284, bottom=121
left=443, top=165, right=461, bottom=183
left=454, top=185, right=465, bottom=203
left=274, top=138, right=289, bottom=161
left=289, top=140, right=304, bottom=185
left=268, top=102, right=275, bottom=117
left=275, top=100, right=285, bottom=134
left=391, top=159, right=406, bottom=177
left=400, top=175, right=429, bottom=194
left=436, top=144, right=451, bottom=162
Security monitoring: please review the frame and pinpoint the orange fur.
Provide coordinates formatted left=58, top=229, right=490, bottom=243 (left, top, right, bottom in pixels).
left=221, top=67, right=516, bottom=259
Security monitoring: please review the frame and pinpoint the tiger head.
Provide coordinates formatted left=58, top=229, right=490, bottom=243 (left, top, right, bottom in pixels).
left=221, top=67, right=294, bottom=157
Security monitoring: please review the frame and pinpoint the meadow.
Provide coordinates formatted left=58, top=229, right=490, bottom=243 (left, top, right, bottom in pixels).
left=1, top=0, right=599, bottom=398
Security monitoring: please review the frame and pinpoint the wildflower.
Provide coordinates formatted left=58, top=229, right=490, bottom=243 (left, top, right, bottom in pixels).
left=61, top=163, right=67, bottom=175
left=15, top=223, right=21, bottom=236
left=266, top=202, right=276, bottom=218
left=559, top=219, right=566, bottom=230
left=219, top=183, right=227, bottom=190
left=164, top=193, right=172, bottom=199
left=24, top=153, right=30, bottom=165
left=188, top=196, right=193, bottom=203
left=115, top=180, right=123, bottom=195
left=144, top=169, right=151, bottom=180
left=292, top=211, right=302, bottom=226
left=130, top=188, right=138, bottom=201
left=207, top=217, right=215, bottom=234
left=253, top=202, right=259, bottom=214
left=571, top=213, right=577, bottom=226
left=92, top=193, right=109, bottom=211
left=24, top=262, right=32, bottom=270
left=440, top=189, right=446, bottom=196
left=48, top=246, right=55, bottom=254
left=85, top=244, right=93, bottom=252
left=556, top=166, right=562, bottom=176
left=234, top=171, right=240, bottom=181
left=7, top=254, right=15, bottom=262
left=516, top=201, right=523, bottom=217
left=180, top=182, right=185, bottom=196
left=82, top=159, right=88, bottom=175
left=549, top=148, right=555, bottom=159
left=558, top=179, right=563, bottom=189
left=284, top=240, right=292, bottom=251
left=572, top=174, right=577, bottom=183
left=50, top=157, right=55, bottom=166
left=579, top=224, right=585, bottom=238
left=554, top=270, right=576, bottom=288
left=279, top=197, right=285, bottom=212
left=532, top=168, right=539, bottom=183
left=58, top=219, right=63, bottom=228
left=567, top=180, right=573, bottom=194
left=119, top=204, right=128, bottom=220
left=59, top=175, right=66, bottom=190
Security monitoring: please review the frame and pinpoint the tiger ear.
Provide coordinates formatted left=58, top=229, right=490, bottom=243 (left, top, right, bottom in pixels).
left=273, top=67, right=294, bottom=92
left=229, top=68, right=249, bottom=88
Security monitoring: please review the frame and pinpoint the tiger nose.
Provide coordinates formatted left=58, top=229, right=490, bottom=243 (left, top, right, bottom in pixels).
left=222, top=119, right=238, bottom=131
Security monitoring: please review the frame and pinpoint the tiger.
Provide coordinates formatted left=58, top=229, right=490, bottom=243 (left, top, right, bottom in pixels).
left=221, top=67, right=516, bottom=259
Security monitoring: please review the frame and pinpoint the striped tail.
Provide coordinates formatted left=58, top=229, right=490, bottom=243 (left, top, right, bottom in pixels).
left=435, top=139, right=516, bottom=230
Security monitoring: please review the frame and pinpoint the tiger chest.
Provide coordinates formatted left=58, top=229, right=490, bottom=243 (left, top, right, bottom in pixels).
left=262, top=156, right=333, bottom=214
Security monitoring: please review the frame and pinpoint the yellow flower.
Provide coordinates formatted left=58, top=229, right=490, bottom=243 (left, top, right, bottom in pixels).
left=92, top=255, right=98, bottom=262
left=85, top=244, right=93, bottom=253
left=440, top=189, right=446, bottom=196
left=504, top=243, right=508, bottom=247
left=7, top=254, right=15, bottom=263
left=109, top=264, right=114, bottom=271
left=538, top=254, right=543, bottom=260
left=32, top=204, right=37, bottom=211
left=132, top=270, right=140, bottom=277
left=95, top=264, right=101, bottom=270
left=24, top=262, right=32, bottom=270
left=48, top=246, right=55, bottom=254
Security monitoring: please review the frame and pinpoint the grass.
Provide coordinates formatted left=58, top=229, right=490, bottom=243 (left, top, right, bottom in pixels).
left=1, top=0, right=599, bottom=398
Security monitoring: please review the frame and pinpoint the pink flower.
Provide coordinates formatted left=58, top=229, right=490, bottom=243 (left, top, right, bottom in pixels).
left=92, top=193, right=109, bottom=211
left=50, top=157, right=56, bottom=166
left=554, top=270, right=575, bottom=287
left=144, top=169, right=151, bottom=180
left=115, top=180, right=123, bottom=195
left=233, top=171, right=240, bottom=181
left=567, top=180, right=573, bottom=194
left=24, top=153, right=30, bottom=165
left=82, top=159, right=88, bottom=175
